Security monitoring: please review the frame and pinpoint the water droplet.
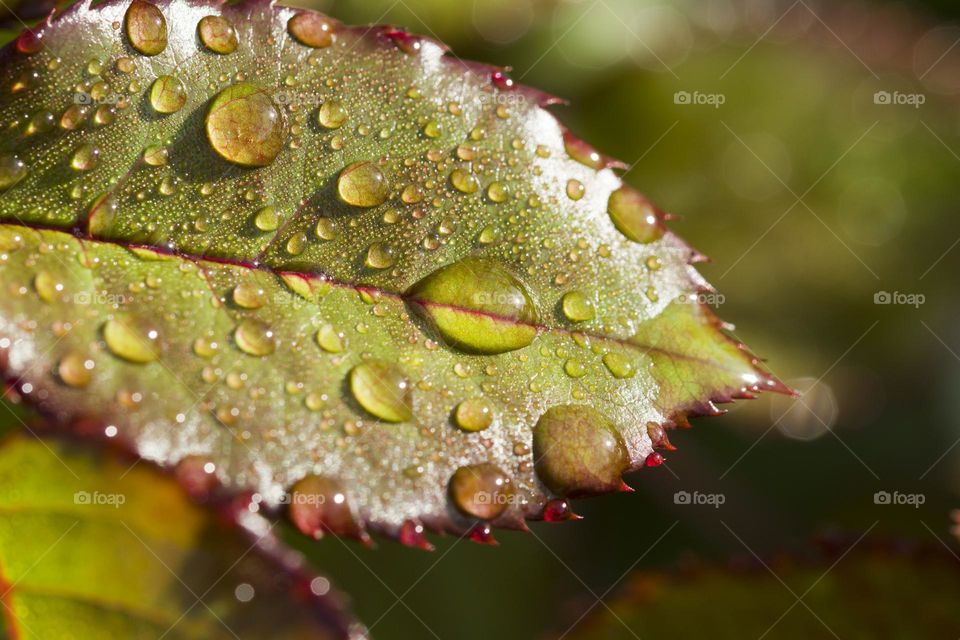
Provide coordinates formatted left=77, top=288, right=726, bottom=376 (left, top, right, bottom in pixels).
left=58, top=351, right=94, bottom=387
left=206, top=83, right=285, bottom=167
left=478, top=225, right=499, bottom=244
left=59, top=105, right=89, bottom=130
left=34, top=271, right=61, bottom=303
left=317, top=99, right=348, bottom=129
left=71, top=143, right=100, bottom=171
left=116, top=57, right=136, bottom=73
left=450, top=168, right=479, bottom=194
left=16, top=29, right=43, bottom=55
left=234, top=318, right=276, bottom=356
left=198, top=15, right=238, bottom=54
left=561, top=291, right=595, bottom=322
left=149, top=74, right=186, bottom=114
left=543, top=498, right=580, bottom=522
left=602, top=352, right=635, bottom=379
left=104, top=316, right=159, bottom=364
left=288, top=12, right=336, bottom=48
left=232, top=281, right=266, bottom=309
left=564, top=359, right=587, bottom=378
left=0, top=153, right=27, bottom=191
left=315, top=218, right=336, bottom=240
left=87, top=193, right=117, bottom=235
left=142, top=144, right=168, bottom=167
left=288, top=476, right=363, bottom=540
left=362, top=242, right=394, bottom=270
left=125, top=0, right=168, bottom=56
left=487, top=182, right=508, bottom=203
left=401, top=184, right=425, bottom=204
left=408, top=257, right=538, bottom=354
left=566, top=179, right=585, bottom=201
left=533, top=405, right=628, bottom=496
left=25, top=111, right=54, bottom=136
left=349, top=361, right=412, bottom=422
left=337, top=161, right=389, bottom=207
left=423, top=120, right=442, bottom=138
left=252, top=206, right=279, bottom=231
left=316, top=325, right=345, bottom=353
left=608, top=186, right=665, bottom=244
left=449, top=463, right=513, bottom=520
left=454, top=398, right=494, bottom=432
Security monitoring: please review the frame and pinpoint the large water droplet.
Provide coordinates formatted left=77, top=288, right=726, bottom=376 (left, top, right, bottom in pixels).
left=533, top=405, right=628, bottom=496
left=288, top=476, right=363, bottom=540
left=232, top=281, right=266, bottom=309
left=454, top=398, right=494, bottom=432
left=58, top=351, right=94, bottom=387
left=450, top=168, right=479, bottom=194
left=337, top=161, right=389, bottom=207
left=0, top=153, right=27, bottom=191
left=70, top=143, right=100, bottom=172
left=608, top=186, right=665, bottom=244
left=349, top=361, right=412, bottom=422
left=288, top=12, right=336, bottom=48
left=561, top=291, right=595, bottom=322
left=316, top=325, right=345, bottom=353
left=408, top=257, right=538, bottom=354
left=317, top=100, right=348, bottom=129
left=449, top=463, right=513, bottom=520
left=253, top=206, right=279, bottom=231
left=149, top=74, right=186, bottom=114
left=234, top=318, right=276, bottom=356
left=206, top=83, right=285, bottom=167
left=602, top=352, right=635, bottom=379
left=103, top=316, right=159, bottom=363
left=364, top=242, right=395, bottom=270
left=198, top=15, right=238, bottom=54
left=125, top=0, right=168, bottom=56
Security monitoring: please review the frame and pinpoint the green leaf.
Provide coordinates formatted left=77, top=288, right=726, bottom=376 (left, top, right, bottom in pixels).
left=564, top=541, right=960, bottom=639
left=0, top=433, right=363, bottom=639
left=0, top=0, right=784, bottom=543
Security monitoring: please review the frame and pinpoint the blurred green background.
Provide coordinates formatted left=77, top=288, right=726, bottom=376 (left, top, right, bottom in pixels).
left=6, top=0, right=959, bottom=637
left=264, top=0, right=960, bottom=638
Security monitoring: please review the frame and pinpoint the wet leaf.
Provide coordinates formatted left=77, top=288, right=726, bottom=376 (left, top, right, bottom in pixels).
left=0, top=433, right=363, bottom=639
left=0, top=0, right=784, bottom=543
left=564, top=540, right=960, bottom=639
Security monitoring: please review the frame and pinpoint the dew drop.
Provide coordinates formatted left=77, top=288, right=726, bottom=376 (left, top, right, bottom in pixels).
left=288, top=476, right=362, bottom=540
left=486, top=181, right=508, bottom=203
left=564, top=359, right=587, bottom=378
left=317, top=99, right=348, bottom=129
left=0, top=153, right=27, bottom=191
left=364, top=242, right=395, bottom=270
left=34, top=271, right=61, bottom=303
left=454, top=398, right=494, bottom=432
left=315, top=218, right=336, bottom=240
left=288, top=12, right=336, bottom=48
left=206, top=83, right=285, bottom=167
left=70, top=143, right=100, bottom=172
left=60, top=105, right=89, bottom=130
left=349, top=361, right=412, bottom=423
left=103, top=316, right=159, bottom=364
left=408, top=257, right=538, bottom=354
left=142, top=144, right=168, bottom=167
left=125, top=0, right=168, bottom=56
left=566, top=179, right=586, bottom=201
left=450, top=168, right=479, bottom=194
left=198, top=15, right=238, bottom=54
left=232, top=281, right=266, bottom=309
left=316, top=324, right=345, bottom=353
left=253, top=206, right=279, bottom=232
left=561, top=291, right=595, bottom=322
left=16, top=29, right=43, bottom=55
left=58, top=351, right=94, bottom=387
left=234, top=318, right=276, bottom=356
left=608, top=186, right=665, bottom=244
left=449, top=463, right=513, bottom=520
left=337, top=161, right=389, bottom=207
left=602, top=352, right=635, bottom=379
left=149, top=75, right=187, bottom=114
left=533, top=405, right=628, bottom=496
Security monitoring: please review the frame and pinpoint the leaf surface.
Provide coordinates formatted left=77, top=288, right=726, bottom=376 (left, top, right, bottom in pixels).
left=0, top=433, right=363, bottom=639
left=0, top=0, right=784, bottom=542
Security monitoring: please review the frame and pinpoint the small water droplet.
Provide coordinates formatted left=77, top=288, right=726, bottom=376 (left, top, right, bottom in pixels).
left=454, top=398, right=494, bottom=432
left=198, top=15, right=238, bottom=54
left=486, top=182, right=508, bottom=203
left=533, top=405, right=628, bottom=496
left=70, top=143, right=100, bottom=172
left=125, top=0, right=168, bottom=56
left=149, top=74, right=187, bottom=114
left=58, top=351, right=94, bottom=387
left=602, top=352, right=635, bottom=379
left=234, top=318, right=276, bottom=356
left=566, top=179, right=585, bottom=201
left=142, top=144, right=168, bottom=166
left=315, top=218, right=336, bottom=240
left=0, top=153, right=27, bottom=191
left=349, top=361, right=412, bottom=422
left=34, top=271, right=62, bottom=303
left=104, top=316, right=159, bottom=364
left=337, top=161, right=389, bottom=207
left=288, top=12, right=336, bottom=48
left=561, top=291, right=595, bottom=322
left=450, top=168, right=479, bottom=194
left=252, top=206, right=279, bottom=231
left=288, top=476, right=363, bottom=540
left=449, top=463, right=513, bottom=520
left=317, top=99, right=348, bottom=129
left=316, top=324, right=345, bottom=353
left=59, top=105, right=89, bottom=130
left=206, top=83, right=285, bottom=167
left=232, top=281, right=266, bottom=309
left=608, top=186, right=665, bottom=244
